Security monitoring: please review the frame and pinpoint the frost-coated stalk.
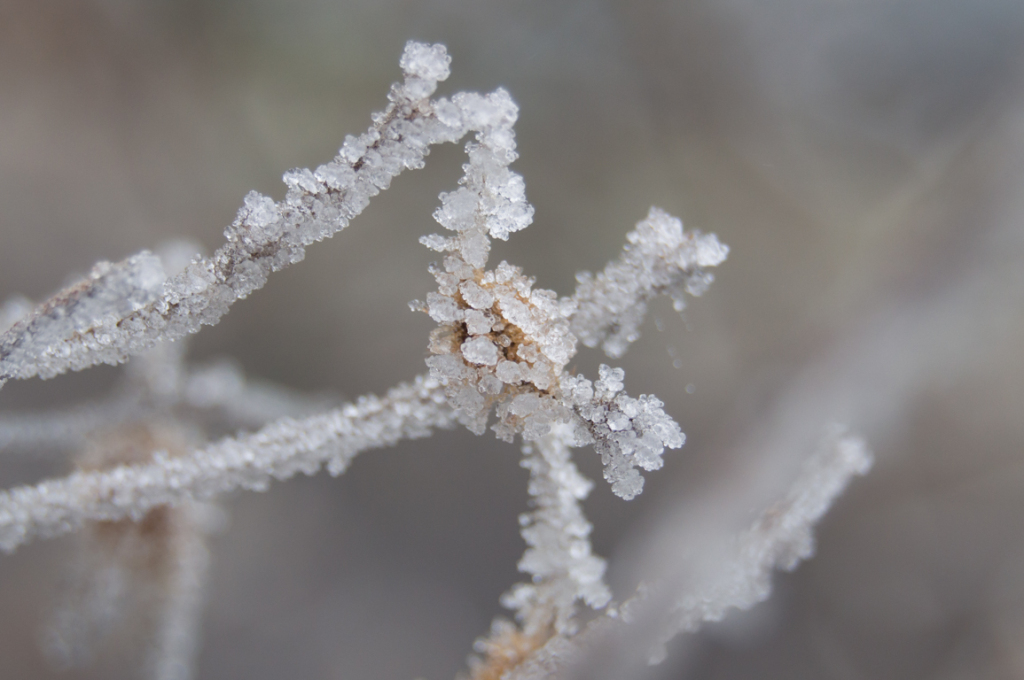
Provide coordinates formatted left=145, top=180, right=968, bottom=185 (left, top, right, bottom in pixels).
left=0, top=376, right=455, bottom=552
left=503, top=428, right=873, bottom=680
left=645, top=427, right=873, bottom=664
left=502, top=424, right=612, bottom=636
left=0, top=44, right=460, bottom=386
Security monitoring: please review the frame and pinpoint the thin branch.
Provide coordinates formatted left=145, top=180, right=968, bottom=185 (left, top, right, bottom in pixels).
left=181, top=360, right=338, bottom=427
left=502, top=424, right=611, bottom=636
left=0, top=395, right=147, bottom=454
left=645, top=426, right=872, bottom=663
left=569, top=207, right=728, bottom=359
left=0, top=359, right=337, bottom=455
left=147, top=503, right=214, bottom=680
left=0, top=375, right=454, bottom=553
left=0, top=43, right=469, bottom=388
left=504, top=427, right=872, bottom=680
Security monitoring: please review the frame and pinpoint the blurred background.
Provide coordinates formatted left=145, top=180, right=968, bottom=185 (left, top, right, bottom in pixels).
left=1, top=1, right=1023, bottom=678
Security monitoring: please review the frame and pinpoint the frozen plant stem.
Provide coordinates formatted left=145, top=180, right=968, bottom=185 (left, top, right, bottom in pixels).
left=0, top=375, right=455, bottom=552
left=502, top=428, right=873, bottom=680
left=645, top=427, right=874, bottom=664
left=0, top=44, right=474, bottom=385
left=0, top=41, right=869, bottom=680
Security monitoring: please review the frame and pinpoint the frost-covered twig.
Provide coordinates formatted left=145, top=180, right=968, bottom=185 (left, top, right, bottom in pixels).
left=40, top=420, right=214, bottom=680
left=502, top=427, right=872, bottom=680
left=466, top=424, right=611, bottom=680
left=644, top=426, right=872, bottom=663
left=181, top=360, right=337, bottom=427
left=0, top=375, right=453, bottom=552
left=0, top=366, right=330, bottom=455
left=147, top=503, right=212, bottom=680
left=0, top=44, right=467, bottom=387
left=570, top=207, right=729, bottom=359
left=502, top=424, right=612, bottom=636
left=0, top=396, right=146, bottom=453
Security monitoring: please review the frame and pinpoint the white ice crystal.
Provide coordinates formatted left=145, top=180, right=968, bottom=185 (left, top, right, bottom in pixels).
left=462, top=336, right=500, bottom=365
left=421, top=243, right=688, bottom=497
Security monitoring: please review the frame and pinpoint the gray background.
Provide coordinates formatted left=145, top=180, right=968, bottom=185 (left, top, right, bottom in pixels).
left=1, top=1, right=1023, bottom=678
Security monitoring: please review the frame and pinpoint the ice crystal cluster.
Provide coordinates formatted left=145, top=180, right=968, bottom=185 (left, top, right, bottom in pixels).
left=416, top=132, right=721, bottom=498
left=501, top=424, right=612, bottom=635
left=0, top=41, right=872, bottom=680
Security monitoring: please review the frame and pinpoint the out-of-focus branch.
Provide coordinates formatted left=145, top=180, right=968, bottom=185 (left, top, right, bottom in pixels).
left=503, top=427, right=871, bottom=680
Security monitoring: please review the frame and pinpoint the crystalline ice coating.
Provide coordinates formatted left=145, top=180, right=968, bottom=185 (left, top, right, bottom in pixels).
left=459, top=232, right=490, bottom=268
left=499, top=426, right=610, bottom=630
left=0, top=44, right=742, bottom=672
left=615, top=395, right=639, bottom=418
left=478, top=374, right=504, bottom=395
left=595, top=365, right=625, bottom=395
left=0, top=365, right=460, bottom=548
left=526, top=364, right=554, bottom=391
left=540, top=333, right=575, bottom=366
left=694, top=233, right=729, bottom=268
left=240, top=191, right=280, bottom=229
left=635, top=439, right=666, bottom=471
left=0, top=44, right=475, bottom=380
left=570, top=207, right=728, bottom=359
left=444, top=256, right=474, bottom=279
left=426, top=354, right=471, bottom=383
left=230, top=260, right=268, bottom=299
left=606, top=411, right=630, bottom=432
left=400, top=77, right=435, bottom=101
left=461, top=337, right=499, bottom=366
left=426, top=293, right=461, bottom=324
left=454, top=384, right=486, bottom=412
left=399, top=41, right=451, bottom=82
left=510, top=393, right=541, bottom=416
left=460, top=281, right=494, bottom=310
left=436, top=188, right=478, bottom=232
left=495, top=360, right=521, bottom=384
left=314, top=163, right=355, bottom=190
left=498, top=296, right=531, bottom=330
left=611, top=469, right=644, bottom=501
left=522, top=414, right=552, bottom=440
left=0, top=36, right=721, bottom=422
left=339, top=134, right=367, bottom=164
left=517, top=342, right=540, bottom=364
left=419, top=234, right=449, bottom=252
left=560, top=374, right=594, bottom=405
left=463, top=310, right=492, bottom=336
left=283, top=168, right=321, bottom=195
